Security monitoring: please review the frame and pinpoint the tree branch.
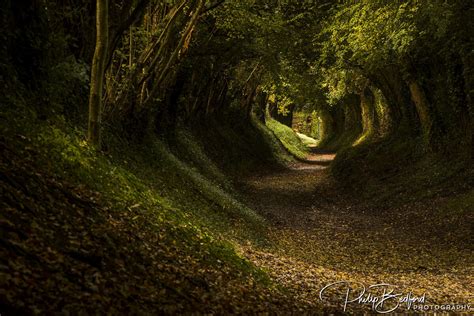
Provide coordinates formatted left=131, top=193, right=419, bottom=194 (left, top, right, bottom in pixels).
left=105, top=0, right=151, bottom=70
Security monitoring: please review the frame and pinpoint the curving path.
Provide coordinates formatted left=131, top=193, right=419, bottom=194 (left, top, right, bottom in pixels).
left=238, top=149, right=473, bottom=313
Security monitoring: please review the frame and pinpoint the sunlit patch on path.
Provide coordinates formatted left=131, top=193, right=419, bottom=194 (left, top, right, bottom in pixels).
left=291, top=149, right=336, bottom=170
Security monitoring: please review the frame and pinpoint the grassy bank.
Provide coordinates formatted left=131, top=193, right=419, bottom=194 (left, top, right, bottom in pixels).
left=265, top=118, right=309, bottom=160
left=0, top=98, right=305, bottom=313
left=331, top=136, right=474, bottom=206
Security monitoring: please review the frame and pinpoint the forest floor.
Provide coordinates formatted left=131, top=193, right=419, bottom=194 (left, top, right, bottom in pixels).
left=238, top=147, right=473, bottom=313
left=1, top=116, right=472, bottom=313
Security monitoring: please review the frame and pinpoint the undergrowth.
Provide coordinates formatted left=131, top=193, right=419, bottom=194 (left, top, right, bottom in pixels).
left=1, top=93, right=302, bottom=313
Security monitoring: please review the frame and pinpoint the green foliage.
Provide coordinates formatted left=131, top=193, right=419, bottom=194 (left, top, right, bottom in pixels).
left=266, top=117, right=309, bottom=160
left=293, top=111, right=321, bottom=140
left=317, top=1, right=469, bottom=99
left=320, top=1, right=417, bottom=71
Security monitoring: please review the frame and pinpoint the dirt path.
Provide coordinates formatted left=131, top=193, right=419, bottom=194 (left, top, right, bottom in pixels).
left=238, top=150, right=473, bottom=313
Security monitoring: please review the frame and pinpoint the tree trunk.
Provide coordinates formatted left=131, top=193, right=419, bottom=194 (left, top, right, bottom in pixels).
left=142, top=0, right=204, bottom=107
left=342, top=94, right=363, bottom=144
left=370, top=87, right=392, bottom=137
left=371, top=68, right=417, bottom=137
left=407, top=79, right=433, bottom=144
left=88, top=0, right=109, bottom=148
left=253, top=90, right=267, bottom=123
left=359, top=87, right=378, bottom=141
left=318, top=107, right=335, bottom=146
